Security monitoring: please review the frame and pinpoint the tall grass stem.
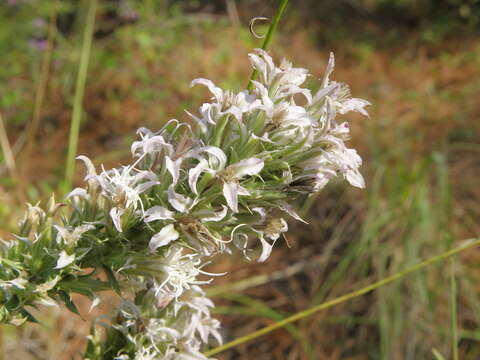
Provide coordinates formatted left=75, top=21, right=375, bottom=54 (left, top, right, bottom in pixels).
left=24, top=8, right=57, bottom=159
left=451, top=258, right=458, bottom=360
left=62, top=0, right=97, bottom=194
left=247, top=0, right=289, bottom=91
left=204, top=238, right=480, bottom=357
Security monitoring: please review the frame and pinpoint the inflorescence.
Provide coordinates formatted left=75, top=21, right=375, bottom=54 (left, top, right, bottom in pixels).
left=0, top=49, right=369, bottom=359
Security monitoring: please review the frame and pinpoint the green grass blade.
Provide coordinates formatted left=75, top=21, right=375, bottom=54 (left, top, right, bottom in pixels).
left=204, top=238, right=480, bottom=357
left=218, top=293, right=316, bottom=359
left=451, top=258, right=458, bottom=360
left=432, top=348, right=446, bottom=360
left=62, top=0, right=98, bottom=194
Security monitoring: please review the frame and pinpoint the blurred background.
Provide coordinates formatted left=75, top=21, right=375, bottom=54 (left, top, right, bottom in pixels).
left=0, top=0, right=479, bottom=359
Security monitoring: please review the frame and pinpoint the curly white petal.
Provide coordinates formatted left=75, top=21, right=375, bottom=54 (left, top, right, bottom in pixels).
left=55, top=251, right=75, bottom=269
left=149, top=224, right=180, bottom=252
left=227, top=158, right=264, bottom=178
left=144, top=206, right=176, bottom=222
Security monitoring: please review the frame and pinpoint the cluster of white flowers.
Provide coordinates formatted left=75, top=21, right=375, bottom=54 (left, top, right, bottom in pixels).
left=0, top=49, right=368, bottom=359
left=111, top=286, right=220, bottom=360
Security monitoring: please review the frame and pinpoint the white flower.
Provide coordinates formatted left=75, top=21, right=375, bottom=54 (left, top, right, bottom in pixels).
left=190, top=78, right=259, bottom=122
left=98, top=166, right=159, bottom=209
left=34, top=278, right=60, bottom=308
left=171, top=285, right=214, bottom=316
left=154, top=247, right=211, bottom=299
left=149, top=224, right=180, bottom=252
left=36, top=296, right=59, bottom=307
left=337, top=97, right=370, bottom=117
left=248, top=48, right=281, bottom=86
left=144, top=318, right=181, bottom=344
left=110, top=207, right=125, bottom=232
left=188, top=146, right=226, bottom=195
left=165, top=155, right=182, bottom=185
left=221, top=157, right=264, bottom=213
left=311, top=52, right=370, bottom=118
left=254, top=218, right=288, bottom=262
left=248, top=48, right=311, bottom=103
left=55, top=250, right=75, bottom=269
left=1, top=277, right=28, bottom=290
left=167, top=185, right=193, bottom=213
left=164, top=345, right=210, bottom=360
left=131, top=127, right=174, bottom=158
left=77, top=155, right=99, bottom=190
left=35, top=276, right=60, bottom=293
left=89, top=296, right=101, bottom=313
left=94, top=163, right=159, bottom=231
left=252, top=83, right=313, bottom=142
left=301, top=147, right=365, bottom=191
left=24, top=202, right=45, bottom=228
left=177, top=217, right=231, bottom=256
left=66, top=187, right=90, bottom=202
left=337, top=148, right=365, bottom=188
left=183, top=311, right=222, bottom=346
left=186, top=147, right=263, bottom=212
left=133, top=347, right=157, bottom=360
left=54, top=224, right=95, bottom=247
left=184, top=105, right=212, bottom=134
left=144, top=206, right=176, bottom=222
left=278, top=201, right=308, bottom=224
left=78, top=155, right=159, bottom=229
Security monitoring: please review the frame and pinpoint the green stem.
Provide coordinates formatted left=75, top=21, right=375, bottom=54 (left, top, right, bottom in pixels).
left=204, top=238, right=480, bottom=357
left=451, top=258, right=458, bottom=360
left=247, top=0, right=289, bottom=92
left=62, top=0, right=98, bottom=194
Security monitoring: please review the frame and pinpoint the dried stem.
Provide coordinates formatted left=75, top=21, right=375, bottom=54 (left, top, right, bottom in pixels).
left=0, top=112, right=25, bottom=201
left=24, top=8, right=57, bottom=159
left=0, top=113, right=17, bottom=178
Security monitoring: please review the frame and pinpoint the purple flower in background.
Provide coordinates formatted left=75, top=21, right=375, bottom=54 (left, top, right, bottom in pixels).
left=32, top=18, right=47, bottom=29
left=29, top=39, right=47, bottom=51
left=121, top=9, right=138, bottom=22
left=119, top=0, right=139, bottom=22
left=6, top=0, right=29, bottom=5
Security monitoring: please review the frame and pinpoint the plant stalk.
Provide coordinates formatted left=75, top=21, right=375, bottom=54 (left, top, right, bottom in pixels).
left=62, top=0, right=97, bottom=194
left=247, top=0, right=289, bottom=91
left=451, top=258, right=458, bottom=360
